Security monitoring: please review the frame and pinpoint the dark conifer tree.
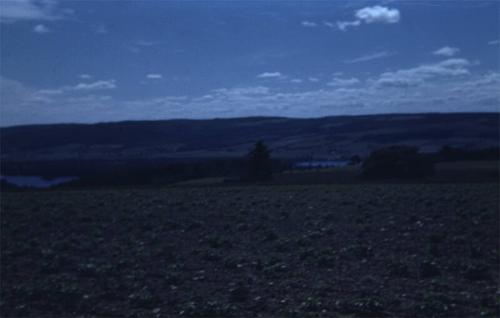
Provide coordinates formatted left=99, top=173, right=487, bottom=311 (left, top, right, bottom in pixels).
left=247, top=140, right=273, bottom=181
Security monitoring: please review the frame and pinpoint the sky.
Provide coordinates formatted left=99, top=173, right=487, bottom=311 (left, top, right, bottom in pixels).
left=0, top=0, right=499, bottom=126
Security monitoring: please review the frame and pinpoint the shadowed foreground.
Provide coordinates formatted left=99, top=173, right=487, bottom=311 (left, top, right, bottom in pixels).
left=1, top=184, right=498, bottom=317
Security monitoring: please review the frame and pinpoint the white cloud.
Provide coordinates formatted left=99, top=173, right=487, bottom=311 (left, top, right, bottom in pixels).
left=344, top=51, right=396, bottom=63
left=355, top=6, right=400, bottom=24
left=327, top=77, right=360, bottom=87
left=447, top=71, right=500, bottom=91
left=323, top=21, right=335, bottom=28
left=0, top=76, right=36, bottom=103
left=488, top=39, right=499, bottom=45
left=375, top=58, right=471, bottom=87
left=136, top=41, right=161, bottom=46
left=126, top=41, right=161, bottom=54
left=0, top=0, right=63, bottom=23
left=433, top=46, right=460, bottom=57
left=178, top=69, right=497, bottom=118
left=146, top=74, right=163, bottom=79
left=257, top=72, right=284, bottom=79
left=337, top=5, right=400, bottom=31
left=212, top=86, right=270, bottom=96
left=73, top=80, right=116, bottom=90
left=36, top=79, right=117, bottom=95
left=290, top=79, right=303, bottom=84
left=301, top=21, right=318, bottom=27
left=33, top=24, right=50, bottom=33
left=37, top=88, right=63, bottom=95
left=3, top=64, right=499, bottom=126
left=337, top=20, right=361, bottom=31
left=308, top=77, right=320, bottom=82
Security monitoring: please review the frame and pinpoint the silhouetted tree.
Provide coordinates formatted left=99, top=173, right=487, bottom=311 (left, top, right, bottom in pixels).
left=247, top=140, right=273, bottom=181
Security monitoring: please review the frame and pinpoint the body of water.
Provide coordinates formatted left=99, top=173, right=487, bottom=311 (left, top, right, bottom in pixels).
left=1, top=176, right=78, bottom=188
left=294, top=160, right=350, bottom=169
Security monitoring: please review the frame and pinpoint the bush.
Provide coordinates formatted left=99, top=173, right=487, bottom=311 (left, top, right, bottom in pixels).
left=362, top=146, right=434, bottom=180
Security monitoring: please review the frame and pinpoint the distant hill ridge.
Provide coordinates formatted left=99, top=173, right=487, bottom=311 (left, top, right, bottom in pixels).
left=1, top=113, right=498, bottom=161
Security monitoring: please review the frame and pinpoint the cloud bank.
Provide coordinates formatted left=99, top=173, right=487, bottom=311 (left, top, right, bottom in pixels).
left=375, top=58, right=471, bottom=87
left=2, top=58, right=498, bottom=126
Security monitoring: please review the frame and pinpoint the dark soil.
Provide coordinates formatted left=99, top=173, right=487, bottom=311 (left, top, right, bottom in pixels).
left=1, top=184, right=498, bottom=317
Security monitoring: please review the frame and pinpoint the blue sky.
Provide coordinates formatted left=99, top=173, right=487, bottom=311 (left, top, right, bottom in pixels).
left=0, top=0, right=498, bottom=126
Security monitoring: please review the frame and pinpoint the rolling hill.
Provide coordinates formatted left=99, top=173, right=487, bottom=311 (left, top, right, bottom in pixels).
left=1, top=113, right=498, bottom=164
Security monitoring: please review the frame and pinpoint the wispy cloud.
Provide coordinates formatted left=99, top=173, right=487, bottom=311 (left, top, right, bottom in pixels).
left=327, top=77, right=360, bottom=87
left=93, top=25, right=108, bottom=35
left=37, top=79, right=117, bottom=95
left=301, top=21, right=318, bottom=27
left=375, top=58, right=471, bottom=87
left=323, top=21, right=335, bottom=28
left=337, top=5, right=400, bottom=31
left=126, top=46, right=141, bottom=54
left=37, top=88, right=64, bottom=95
left=488, top=39, right=499, bottom=45
left=136, top=41, right=161, bottom=47
left=72, top=80, right=116, bottom=91
left=303, top=6, right=400, bottom=32
left=3, top=61, right=498, bottom=126
left=337, top=20, right=361, bottom=31
left=146, top=74, right=163, bottom=79
left=211, top=86, right=270, bottom=96
left=344, top=51, right=396, bottom=64
left=126, top=40, right=162, bottom=54
left=257, top=72, right=284, bottom=79
left=1, top=79, right=118, bottom=125
left=33, top=24, right=50, bottom=34
left=433, top=46, right=460, bottom=57
left=0, top=0, right=63, bottom=23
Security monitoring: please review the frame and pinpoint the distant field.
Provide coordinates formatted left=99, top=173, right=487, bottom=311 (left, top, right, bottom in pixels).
left=171, top=160, right=499, bottom=187
left=1, top=183, right=498, bottom=317
left=275, top=160, right=500, bottom=185
left=274, top=166, right=361, bottom=185
left=435, top=160, right=500, bottom=171
left=433, top=161, right=499, bottom=183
